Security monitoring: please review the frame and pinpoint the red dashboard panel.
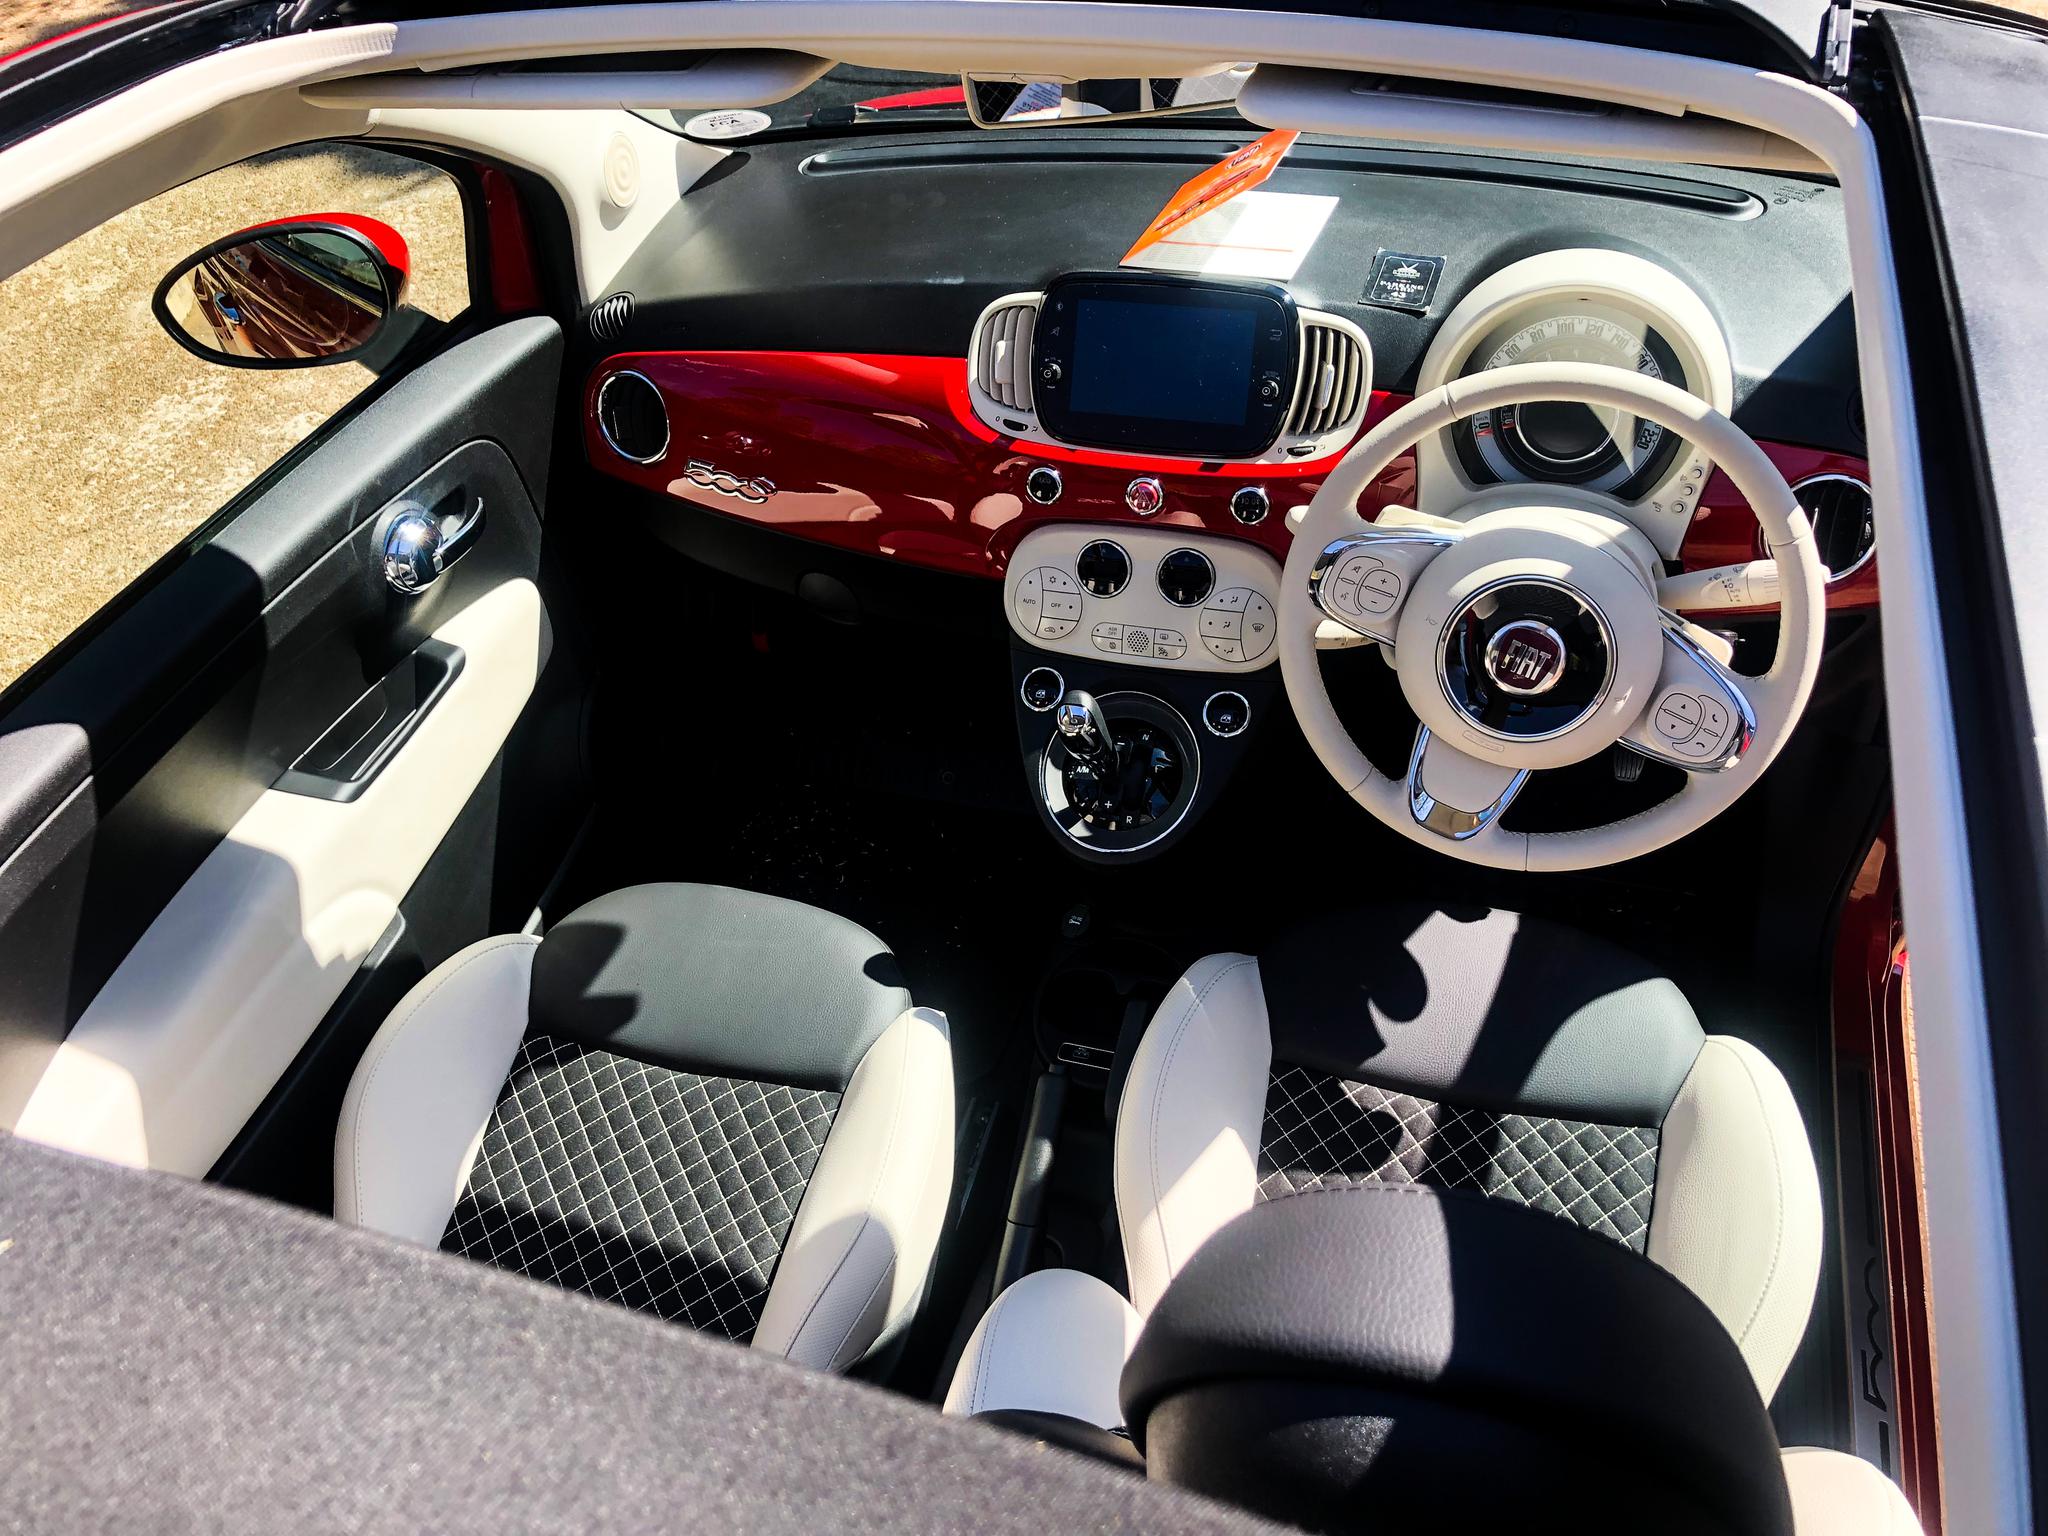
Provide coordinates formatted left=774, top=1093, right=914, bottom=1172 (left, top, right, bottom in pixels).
left=586, top=351, right=1875, bottom=614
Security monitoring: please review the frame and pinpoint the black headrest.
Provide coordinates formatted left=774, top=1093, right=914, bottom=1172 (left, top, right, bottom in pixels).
left=1121, top=1184, right=1793, bottom=1536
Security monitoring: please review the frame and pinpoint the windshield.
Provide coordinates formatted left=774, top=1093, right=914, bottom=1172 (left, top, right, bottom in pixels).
left=638, top=65, right=1251, bottom=142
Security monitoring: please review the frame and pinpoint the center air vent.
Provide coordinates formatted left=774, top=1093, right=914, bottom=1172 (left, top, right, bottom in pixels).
left=596, top=370, right=669, bottom=464
left=1792, top=473, right=1875, bottom=580
left=1287, top=318, right=1369, bottom=442
left=974, top=299, right=1038, bottom=414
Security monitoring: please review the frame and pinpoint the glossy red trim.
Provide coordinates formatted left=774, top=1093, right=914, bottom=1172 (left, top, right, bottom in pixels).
left=587, top=349, right=1875, bottom=607
left=1678, top=446, right=1878, bottom=616
left=231, top=212, right=413, bottom=306
left=586, top=350, right=1411, bottom=577
left=477, top=166, right=543, bottom=315
left=0, top=3, right=175, bottom=67
left=855, top=85, right=967, bottom=109
left=1833, top=827, right=1941, bottom=1533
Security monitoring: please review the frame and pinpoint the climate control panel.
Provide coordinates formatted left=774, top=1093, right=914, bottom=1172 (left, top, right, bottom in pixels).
left=1003, top=525, right=1284, bottom=672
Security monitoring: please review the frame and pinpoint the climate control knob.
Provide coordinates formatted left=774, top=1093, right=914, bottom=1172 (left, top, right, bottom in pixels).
left=1157, top=548, right=1216, bottom=608
left=1075, top=539, right=1131, bottom=597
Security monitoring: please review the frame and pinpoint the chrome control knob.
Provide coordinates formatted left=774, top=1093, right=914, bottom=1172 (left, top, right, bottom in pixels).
left=1125, top=477, right=1165, bottom=517
left=1229, top=485, right=1271, bottom=526
left=1025, top=465, right=1063, bottom=505
left=1054, top=689, right=1117, bottom=769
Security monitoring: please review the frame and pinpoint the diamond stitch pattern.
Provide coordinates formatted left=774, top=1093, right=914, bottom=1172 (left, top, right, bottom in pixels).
left=1256, top=1063, right=1659, bottom=1250
left=442, top=1034, right=839, bottom=1339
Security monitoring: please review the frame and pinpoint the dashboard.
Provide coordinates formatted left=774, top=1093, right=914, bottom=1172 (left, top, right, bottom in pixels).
left=581, top=129, right=1876, bottom=666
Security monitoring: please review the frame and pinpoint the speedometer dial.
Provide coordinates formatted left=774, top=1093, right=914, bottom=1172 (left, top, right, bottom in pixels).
left=1458, top=309, right=1687, bottom=499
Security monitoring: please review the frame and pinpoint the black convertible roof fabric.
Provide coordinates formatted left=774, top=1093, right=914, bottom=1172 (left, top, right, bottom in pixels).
left=0, top=1132, right=1279, bottom=1535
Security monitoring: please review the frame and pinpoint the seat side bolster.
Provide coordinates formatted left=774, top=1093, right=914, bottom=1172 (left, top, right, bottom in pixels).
left=1647, top=1034, right=1823, bottom=1401
left=1780, top=1449, right=1925, bottom=1535
left=333, top=934, right=541, bottom=1245
left=942, top=1268, right=1144, bottom=1428
left=753, top=1006, right=954, bottom=1372
left=1114, top=953, right=1272, bottom=1318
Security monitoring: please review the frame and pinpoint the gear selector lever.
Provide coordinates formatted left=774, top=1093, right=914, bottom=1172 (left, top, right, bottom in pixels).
left=1054, top=689, right=1117, bottom=770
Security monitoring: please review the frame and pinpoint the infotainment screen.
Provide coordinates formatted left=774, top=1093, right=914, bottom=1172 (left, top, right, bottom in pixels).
left=1032, top=274, right=1297, bottom=459
left=1067, top=299, right=1258, bottom=427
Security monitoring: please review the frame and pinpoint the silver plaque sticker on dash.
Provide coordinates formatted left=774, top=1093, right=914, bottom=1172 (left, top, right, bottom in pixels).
left=1363, top=251, right=1445, bottom=313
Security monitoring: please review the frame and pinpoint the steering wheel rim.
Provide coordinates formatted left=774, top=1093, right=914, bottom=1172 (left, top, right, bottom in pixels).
left=1279, top=361, right=1826, bottom=873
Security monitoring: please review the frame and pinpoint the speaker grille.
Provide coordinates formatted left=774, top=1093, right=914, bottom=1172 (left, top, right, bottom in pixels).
left=1793, top=473, right=1875, bottom=580
left=596, top=371, right=669, bottom=464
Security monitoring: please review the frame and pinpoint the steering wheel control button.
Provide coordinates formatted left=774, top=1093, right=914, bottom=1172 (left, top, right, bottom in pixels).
left=1230, top=485, right=1271, bottom=525
left=1020, top=667, right=1065, bottom=711
left=1025, top=465, right=1064, bottom=505
left=1157, top=548, right=1216, bottom=607
left=1124, top=476, right=1166, bottom=517
left=1360, top=568, right=1402, bottom=614
left=1203, top=691, right=1252, bottom=737
left=1075, top=540, right=1131, bottom=597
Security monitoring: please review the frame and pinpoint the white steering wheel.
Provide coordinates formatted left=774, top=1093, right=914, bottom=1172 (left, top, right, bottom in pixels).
left=1280, top=362, right=1826, bottom=872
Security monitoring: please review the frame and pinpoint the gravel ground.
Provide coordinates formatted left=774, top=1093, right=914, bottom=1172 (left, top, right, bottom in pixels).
left=0, top=144, right=468, bottom=691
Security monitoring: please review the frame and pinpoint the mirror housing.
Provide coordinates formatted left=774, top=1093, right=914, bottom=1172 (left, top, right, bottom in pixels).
left=151, top=215, right=410, bottom=369
left=962, top=67, right=1248, bottom=128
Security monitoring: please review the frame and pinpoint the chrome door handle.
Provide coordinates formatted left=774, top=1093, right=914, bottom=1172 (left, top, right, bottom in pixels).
left=380, top=494, right=485, bottom=594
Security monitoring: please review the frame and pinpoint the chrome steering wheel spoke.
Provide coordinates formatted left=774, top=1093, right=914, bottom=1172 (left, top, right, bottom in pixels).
left=1406, top=725, right=1530, bottom=841
left=1619, top=613, right=1758, bottom=771
left=1308, top=521, right=1460, bottom=648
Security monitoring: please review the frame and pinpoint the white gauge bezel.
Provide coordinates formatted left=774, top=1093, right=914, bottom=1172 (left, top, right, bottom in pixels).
left=1410, top=250, right=1735, bottom=561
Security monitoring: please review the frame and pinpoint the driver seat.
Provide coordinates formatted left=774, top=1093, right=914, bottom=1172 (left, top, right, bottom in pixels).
left=948, top=902, right=1822, bottom=1421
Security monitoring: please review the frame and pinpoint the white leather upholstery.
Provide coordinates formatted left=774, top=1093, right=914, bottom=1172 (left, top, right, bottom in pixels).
left=754, top=1006, right=955, bottom=1371
left=1114, top=951, right=1823, bottom=1400
left=334, top=934, right=541, bottom=1245
left=1648, top=1035, right=1824, bottom=1402
left=1781, top=1449, right=1926, bottom=1535
left=1113, top=953, right=1271, bottom=1318
left=337, top=924, right=953, bottom=1374
left=942, top=1268, right=1143, bottom=1428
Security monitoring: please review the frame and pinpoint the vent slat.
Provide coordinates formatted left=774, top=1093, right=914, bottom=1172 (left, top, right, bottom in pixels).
left=976, top=301, right=1039, bottom=412
left=1287, top=321, right=1367, bottom=443
left=1792, top=474, right=1875, bottom=580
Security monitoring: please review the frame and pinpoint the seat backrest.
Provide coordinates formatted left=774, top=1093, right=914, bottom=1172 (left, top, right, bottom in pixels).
left=1119, top=1183, right=1796, bottom=1535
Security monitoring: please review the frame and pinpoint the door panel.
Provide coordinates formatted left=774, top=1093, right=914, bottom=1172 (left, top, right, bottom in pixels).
left=0, top=316, right=583, bottom=1176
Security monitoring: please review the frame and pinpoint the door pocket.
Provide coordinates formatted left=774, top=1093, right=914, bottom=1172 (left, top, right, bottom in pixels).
left=275, top=639, right=464, bottom=802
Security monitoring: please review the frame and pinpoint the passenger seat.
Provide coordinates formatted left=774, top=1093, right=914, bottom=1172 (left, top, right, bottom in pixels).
left=335, top=883, right=953, bottom=1373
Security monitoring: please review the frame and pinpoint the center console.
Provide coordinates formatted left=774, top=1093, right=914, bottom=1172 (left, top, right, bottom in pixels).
left=1006, top=524, right=1281, bottom=862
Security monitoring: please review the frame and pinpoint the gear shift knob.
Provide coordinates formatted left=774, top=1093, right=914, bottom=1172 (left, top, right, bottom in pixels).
left=1054, top=689, right=1116, bottom=767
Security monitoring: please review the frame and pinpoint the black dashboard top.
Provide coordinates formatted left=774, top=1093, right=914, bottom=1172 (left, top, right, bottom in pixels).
left=601, top=128, right=1862, bottom=455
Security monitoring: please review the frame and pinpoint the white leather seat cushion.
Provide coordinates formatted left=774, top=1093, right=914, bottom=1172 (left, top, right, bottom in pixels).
left=1781, top=1449, right=1925, bottom=1535
left=335, top=932, right=953, bottom=1373
left=943, top=1268, right=1144, bottom=1428
left=1114, top=949, right=1823, bottom=1402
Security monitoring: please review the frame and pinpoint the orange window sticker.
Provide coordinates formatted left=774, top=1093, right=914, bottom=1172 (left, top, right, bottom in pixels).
left=1121, top=130, right=1338, bottom=281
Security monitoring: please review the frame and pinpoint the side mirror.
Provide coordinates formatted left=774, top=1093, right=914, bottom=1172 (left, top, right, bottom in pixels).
left=151, top=215, right=410, bottom=369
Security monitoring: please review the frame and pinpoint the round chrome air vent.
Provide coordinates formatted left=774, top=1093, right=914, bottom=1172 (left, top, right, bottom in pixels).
left=1792, top=473, right=1875, bottom=581
left=596, top=370, right=669, bottom=464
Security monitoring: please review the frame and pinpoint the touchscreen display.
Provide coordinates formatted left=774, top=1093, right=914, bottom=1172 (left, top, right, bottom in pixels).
left=1066, top=298, right=1257, bottom=427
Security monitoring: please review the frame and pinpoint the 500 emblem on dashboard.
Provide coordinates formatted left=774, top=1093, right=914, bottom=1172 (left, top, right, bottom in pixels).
left=683, top=459, right=775, bottom=503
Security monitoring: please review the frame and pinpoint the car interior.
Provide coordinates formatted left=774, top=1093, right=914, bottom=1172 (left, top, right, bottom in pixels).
left=5, top=2, right=2035, bottom=1531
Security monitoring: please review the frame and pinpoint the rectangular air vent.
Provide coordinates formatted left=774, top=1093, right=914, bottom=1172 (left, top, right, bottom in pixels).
left=975, top=300, right=1038, bottom=413
left=1288, top=319, right=1368, bottom=440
